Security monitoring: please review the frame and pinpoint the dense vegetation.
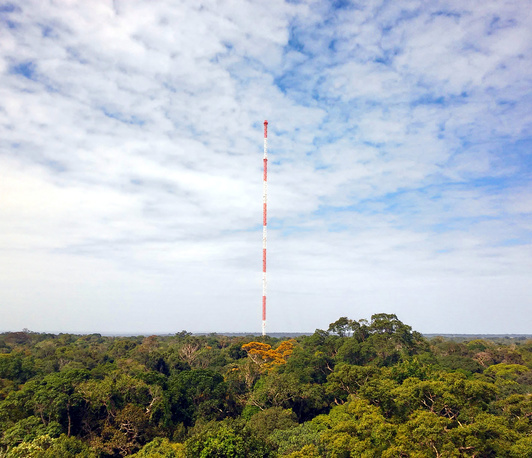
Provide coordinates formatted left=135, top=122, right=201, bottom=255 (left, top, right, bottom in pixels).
left=1, top=314, right=531, bottom=457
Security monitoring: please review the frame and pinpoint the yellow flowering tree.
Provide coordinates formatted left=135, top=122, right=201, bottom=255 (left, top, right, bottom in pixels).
left=242, top=340, right=296, bottom=372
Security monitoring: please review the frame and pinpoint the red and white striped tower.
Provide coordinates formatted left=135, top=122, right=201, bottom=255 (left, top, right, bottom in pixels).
left=262, top=120, right=268, bottom=336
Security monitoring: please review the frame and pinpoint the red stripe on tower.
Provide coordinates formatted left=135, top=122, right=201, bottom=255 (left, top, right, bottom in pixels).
left=262, top=120, right=268, bottom=336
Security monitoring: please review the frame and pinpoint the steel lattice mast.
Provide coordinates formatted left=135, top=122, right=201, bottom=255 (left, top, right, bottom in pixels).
left=262, top=120, right=268, bottom=336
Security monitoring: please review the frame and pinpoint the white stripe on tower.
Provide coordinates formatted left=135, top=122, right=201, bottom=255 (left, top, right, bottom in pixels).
left=262, top=120, right=268, bottom=336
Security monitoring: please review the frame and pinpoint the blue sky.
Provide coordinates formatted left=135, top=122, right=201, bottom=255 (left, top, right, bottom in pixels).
left=1, top=0, right=531, bottom=334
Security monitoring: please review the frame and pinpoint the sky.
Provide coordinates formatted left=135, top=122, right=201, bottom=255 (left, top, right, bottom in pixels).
left=1, top=0, right=531, bottom=335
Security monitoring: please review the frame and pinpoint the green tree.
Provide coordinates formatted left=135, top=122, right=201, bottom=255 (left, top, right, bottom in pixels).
left=446, top=413, right=520, bottom=457
left=0, top=353, right=36, bottom=384
left=392, top=372, right=496, bottom=422
left=391, top=410, right=452, bottom=457
left=326, top=364, right=380, bottom=404
left=167, top=369, right=234, bottom=427
left=315, top=397, right=396, bottom=457
left=132, top=437, right=185, bottom=457
left=4, top=434, right=96, bottom=458
left=185, top=420, right=271, bottom=458
left=246, top=407, right=297, bottom=440
left=247, top=371, right=327, bottom=422
left=509, top=436, right=532, bottom=457
left=327, top=317, right=354, bottom=337
left=1, top=416, right=62, bottom=449
left=269, top=422, right=324, bottom=456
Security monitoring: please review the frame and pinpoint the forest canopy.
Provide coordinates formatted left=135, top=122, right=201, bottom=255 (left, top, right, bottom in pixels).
left=0, top=314, right=531, bottom=457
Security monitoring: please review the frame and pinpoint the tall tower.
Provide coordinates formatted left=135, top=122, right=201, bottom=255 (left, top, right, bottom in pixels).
left=262, top=120, right=268, bottom=336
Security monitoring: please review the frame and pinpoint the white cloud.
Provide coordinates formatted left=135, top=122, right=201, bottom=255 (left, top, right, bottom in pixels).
left=0, top=0, right=531, bottom=334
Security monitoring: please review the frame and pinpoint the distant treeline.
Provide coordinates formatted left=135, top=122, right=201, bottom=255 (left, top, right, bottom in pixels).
left=1, top=314, right=531, bottom=457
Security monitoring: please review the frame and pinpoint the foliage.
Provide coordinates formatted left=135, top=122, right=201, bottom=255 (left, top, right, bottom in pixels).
left=241, top=340, right=296, bottom=372
left=0, top=317, right=531, bottom=456
left=131, top=437, right=185, bottom=457
left=3, top=434, right=96, bottom=458
left=184, top=420, right=272, bottom=457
